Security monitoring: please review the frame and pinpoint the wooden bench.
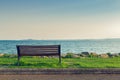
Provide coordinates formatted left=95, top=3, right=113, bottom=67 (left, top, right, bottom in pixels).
left=16, top=45, right=61, bottom=65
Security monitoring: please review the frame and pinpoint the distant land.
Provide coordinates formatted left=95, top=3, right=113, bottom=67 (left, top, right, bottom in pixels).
left=11, top=38, right=120, bottom=41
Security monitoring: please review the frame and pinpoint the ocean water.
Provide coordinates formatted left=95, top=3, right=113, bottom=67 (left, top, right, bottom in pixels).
left=0, top=39, right=120, bottom=54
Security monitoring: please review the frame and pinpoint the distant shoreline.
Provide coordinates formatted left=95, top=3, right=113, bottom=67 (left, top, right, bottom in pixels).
left=1, top=37, right=120, bottom=41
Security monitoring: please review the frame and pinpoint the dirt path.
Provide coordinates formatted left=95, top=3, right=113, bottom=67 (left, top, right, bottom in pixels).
left=0, top=74, right=120, bottom=80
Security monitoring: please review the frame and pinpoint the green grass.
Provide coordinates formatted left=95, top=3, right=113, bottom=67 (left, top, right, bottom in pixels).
left=0, top=56, right=120, bottom=68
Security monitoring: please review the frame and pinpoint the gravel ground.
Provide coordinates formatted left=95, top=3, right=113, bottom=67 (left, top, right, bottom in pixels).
left=0, top=74, right=120, bottom=80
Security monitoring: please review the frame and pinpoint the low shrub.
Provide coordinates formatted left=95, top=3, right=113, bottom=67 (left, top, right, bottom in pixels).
left=64, top=53, right=76, bottom=58
left=1, top=54, right=17, bottom=58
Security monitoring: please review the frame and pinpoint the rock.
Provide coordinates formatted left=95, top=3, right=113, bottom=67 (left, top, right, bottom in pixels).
left=99, top=54, right=109, bottom=58
left=81, top=52, right=90, bottom=56
left=0, top=54, right=3, bottom=56
left=106, top=53, right=112, bottom=57
left=73, top=54, right=80, bottom=58
left=90, top=52, right=98, bottom=57
left=79, top=54, right=86, bottom=57
left=111, top=53, right=119, bottom=57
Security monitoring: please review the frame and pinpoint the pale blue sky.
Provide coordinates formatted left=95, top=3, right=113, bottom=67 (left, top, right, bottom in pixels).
left=0, top=0, right=120, bottom=40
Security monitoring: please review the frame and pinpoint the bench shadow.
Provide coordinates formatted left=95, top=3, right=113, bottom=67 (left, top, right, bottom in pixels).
left=10, top=61, right=61, bottom=68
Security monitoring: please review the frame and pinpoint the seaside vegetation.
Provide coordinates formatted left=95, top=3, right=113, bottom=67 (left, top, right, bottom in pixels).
left=0, top=53, right=120, bottom=68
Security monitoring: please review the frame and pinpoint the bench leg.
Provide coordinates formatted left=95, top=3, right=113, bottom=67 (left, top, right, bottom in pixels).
left=18, top=56, right=20, bottom=66
left=59, top=56, right=61, bottom=64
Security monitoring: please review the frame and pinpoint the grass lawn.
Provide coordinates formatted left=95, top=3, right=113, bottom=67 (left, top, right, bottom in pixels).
left=0, top=56, right=120, bottom=68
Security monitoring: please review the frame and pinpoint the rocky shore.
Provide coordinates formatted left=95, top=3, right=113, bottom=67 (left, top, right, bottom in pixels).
left=62, top=52, right=120, bottom=58
left=0, top=52, right=120, bottom=58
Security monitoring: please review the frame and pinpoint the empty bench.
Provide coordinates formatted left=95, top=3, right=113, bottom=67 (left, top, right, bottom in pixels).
left=16, top=45, right=61, bottom=64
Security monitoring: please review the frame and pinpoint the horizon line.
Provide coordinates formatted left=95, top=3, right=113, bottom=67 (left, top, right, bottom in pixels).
left=0, top=38, right=120, bottom=41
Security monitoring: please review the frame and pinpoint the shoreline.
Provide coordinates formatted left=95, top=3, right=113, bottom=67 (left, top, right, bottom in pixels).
left=1, top=52, right=120, bottom=58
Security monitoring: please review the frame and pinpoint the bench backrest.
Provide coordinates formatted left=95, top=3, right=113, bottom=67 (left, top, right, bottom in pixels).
left=16, top=45, right=61, bottom=56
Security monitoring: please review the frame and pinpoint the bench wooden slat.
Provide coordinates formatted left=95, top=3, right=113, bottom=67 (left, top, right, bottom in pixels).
left=18, top=45, right=59, bottom=48
left=21, top=53, right=59, bottom=56
left=20, top=52, right=59, bottom=55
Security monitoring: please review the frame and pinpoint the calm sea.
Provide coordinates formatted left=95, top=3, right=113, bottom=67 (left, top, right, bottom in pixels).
left=0, top=39, right=120, bottom=54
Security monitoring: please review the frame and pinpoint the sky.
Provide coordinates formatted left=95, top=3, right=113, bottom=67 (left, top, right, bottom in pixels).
left=0, top=0, right=120, bottom=40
